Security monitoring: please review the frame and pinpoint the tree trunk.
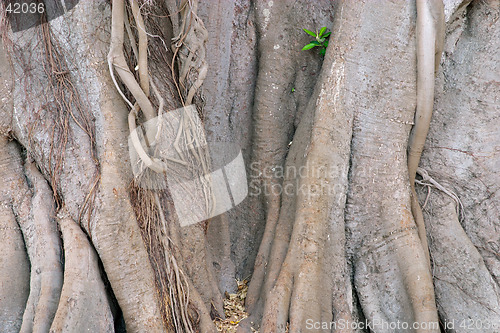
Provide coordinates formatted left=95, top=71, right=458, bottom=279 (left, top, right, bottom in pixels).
left=0, top=0, right=498, bottom=332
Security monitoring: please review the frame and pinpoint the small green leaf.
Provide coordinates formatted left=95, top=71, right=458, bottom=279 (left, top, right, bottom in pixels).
left=302, top=42, right=319, bottom=50
left=318, top=37, right=325, bottom=43
left=319, top=48, right=326, bottom=56
left=323, top=31, right=331, bottom=38
left=319, top=27, right=327, bottom=37
left=291, top=87, right=295, bottom=92
left=303, top=28, right=317, bottom=38
left=323, top=40, right=329, bottom=48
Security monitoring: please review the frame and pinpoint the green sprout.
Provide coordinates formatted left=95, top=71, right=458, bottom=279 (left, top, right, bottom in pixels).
left=302, top=27, right=331, bottom=56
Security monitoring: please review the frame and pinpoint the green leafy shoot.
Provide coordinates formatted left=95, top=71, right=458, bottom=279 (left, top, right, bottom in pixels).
left=301, top=27, right=331, bottom=56
left=303, top=28, right=316, bottom=38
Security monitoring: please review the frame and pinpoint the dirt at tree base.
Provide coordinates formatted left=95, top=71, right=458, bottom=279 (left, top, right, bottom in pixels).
left=214, top=280, right=266, bottom=332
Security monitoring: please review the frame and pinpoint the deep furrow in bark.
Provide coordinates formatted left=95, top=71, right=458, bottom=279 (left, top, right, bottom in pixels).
left=245, top=2, right=334, bottom=325
left=261, top=45, right=354, bottom=333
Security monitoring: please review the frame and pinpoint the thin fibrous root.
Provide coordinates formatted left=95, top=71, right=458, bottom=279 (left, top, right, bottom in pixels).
left=415, top=167, right=465, bottom=222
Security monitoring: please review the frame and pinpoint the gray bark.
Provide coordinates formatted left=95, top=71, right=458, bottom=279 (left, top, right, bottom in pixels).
left=420, top=0, right=500, bottom=330
left=0, top=0, right=498, bottom=332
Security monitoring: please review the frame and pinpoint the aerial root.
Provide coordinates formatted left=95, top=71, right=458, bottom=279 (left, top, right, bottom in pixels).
left=415, top=167, right=464, bottom=222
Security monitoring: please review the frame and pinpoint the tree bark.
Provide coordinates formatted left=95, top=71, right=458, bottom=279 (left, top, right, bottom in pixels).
left=0, top=0, right=498, bottom=332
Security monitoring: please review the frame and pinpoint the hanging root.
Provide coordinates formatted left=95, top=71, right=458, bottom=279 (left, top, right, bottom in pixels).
left=167, top=0, right=209, bottom=107
left=38, top=14, right=100, bottom=217
left=108, top=1, right=215, bottom=331
left=123, top=0, right=214, bottom=218
left=108, top=0, right=156, bottom=120
left=407, top=0, right=445, bottom=266
left=130, top=186, right=197, bottom=332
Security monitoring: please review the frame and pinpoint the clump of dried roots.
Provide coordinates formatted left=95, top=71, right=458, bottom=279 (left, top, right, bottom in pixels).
left=108, top=0, right=212, bottom=331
